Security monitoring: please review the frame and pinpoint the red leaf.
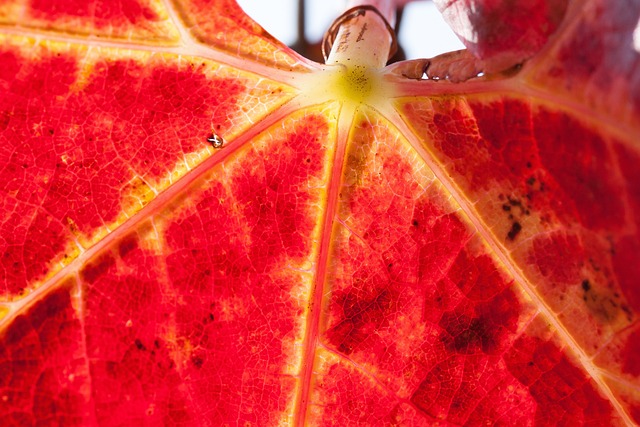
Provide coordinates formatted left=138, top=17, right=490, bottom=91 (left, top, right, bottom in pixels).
left=433, top=0, right=569, bottom=71
left=0, top=0, right=639, bottom=425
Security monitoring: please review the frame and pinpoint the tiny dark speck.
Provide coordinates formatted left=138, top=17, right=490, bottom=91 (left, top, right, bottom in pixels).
left=507, top=222, right=522, bottom=240
left=191, top=356, right=204, bottom=368
left=134, top=339, right=146, bottom=351
left=582, top=279, right=591, bottom=291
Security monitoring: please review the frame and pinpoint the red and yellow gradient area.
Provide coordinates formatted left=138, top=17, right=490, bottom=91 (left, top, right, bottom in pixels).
left=0, top=0, right=177, bottom=41
left=0, top=105, right=338, bottom=425
left=0, top=36, right=294, bottom=299
left=306, top=109, right=618, bottom=425
left=398, top=95, right=640, bottom=422
left=1, top=0, right=639, bottom=425
left=173, top=0, right=308, bottom=70
left=0, top=0, right=305, bottom=67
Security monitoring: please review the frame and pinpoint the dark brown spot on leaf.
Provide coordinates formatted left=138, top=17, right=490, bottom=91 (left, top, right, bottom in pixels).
left=507, top=222, right=522, bottom=241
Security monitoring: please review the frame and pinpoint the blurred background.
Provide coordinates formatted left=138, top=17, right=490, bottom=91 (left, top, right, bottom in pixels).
left=236, top=0, right=464, bottom=62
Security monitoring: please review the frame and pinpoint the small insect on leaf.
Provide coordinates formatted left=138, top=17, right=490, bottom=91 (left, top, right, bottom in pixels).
left=207, top=133, right=224, bottom=148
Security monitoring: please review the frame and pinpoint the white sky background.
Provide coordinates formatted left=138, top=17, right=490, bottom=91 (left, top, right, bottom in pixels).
left=236, top=0, right=465, bottom=60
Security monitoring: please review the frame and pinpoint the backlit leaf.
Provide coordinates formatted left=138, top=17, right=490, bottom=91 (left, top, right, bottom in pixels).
left=0, top=0, right=638, bottom=425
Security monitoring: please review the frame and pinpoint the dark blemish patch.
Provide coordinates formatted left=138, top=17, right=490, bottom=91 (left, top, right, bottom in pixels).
left=507, top=196, right=522, bottom=208
left=48, top=129, right=55, bottom=135
left=507, top=222, right=522, bottom=241
left=526, top=161, right=532, bottom=169
left=500, top=193, right=532, bottom=242
left=0, top=112, right=11, bottom=131
left=154, top=339, right=161, bottom=349
left=526, top=176, right=547, bottom=202
left=607, top=237, right=616, bottom=256
left=203, top=312, right=215, bottom=324
left=4, top=316, right=30, bottom=345
left=440, top=315, right=497, bottom=354
left=582, top=280, right=622, bottom=322
left=502, top=195, right=532, bottom=217
left=134, top=339, right=146, bottom=351
left=191, top=356, right=204, bottom=368
left=412, top=220, right=419, bottom=227
left=81, top=254, right=116, bottom=283
left=28, top=288, right=69, bottom=330
left=325, top=289, right=393, bottom=355
left=118, top=234, right=138, bottom=258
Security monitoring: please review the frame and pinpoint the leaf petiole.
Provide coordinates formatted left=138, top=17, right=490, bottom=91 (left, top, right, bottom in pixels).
left=323, top=0, right=396, bottom=69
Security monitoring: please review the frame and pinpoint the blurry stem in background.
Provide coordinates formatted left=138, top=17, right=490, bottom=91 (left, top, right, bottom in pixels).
left=289, top=0, right=407, bottom=63
left=324, top=0, right=396, bottom=68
